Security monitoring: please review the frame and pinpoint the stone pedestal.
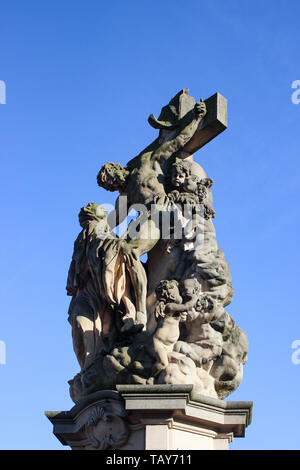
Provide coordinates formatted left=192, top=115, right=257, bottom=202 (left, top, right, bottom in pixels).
left=45, top=385, right=252, bottom=450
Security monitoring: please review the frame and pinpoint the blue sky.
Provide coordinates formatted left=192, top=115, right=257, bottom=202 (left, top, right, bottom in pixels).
left=0, top=0, right=300, bottom=450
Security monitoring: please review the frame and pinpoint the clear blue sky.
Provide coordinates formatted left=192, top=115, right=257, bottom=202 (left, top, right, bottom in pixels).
left=1, top=0, right=300, bottom=450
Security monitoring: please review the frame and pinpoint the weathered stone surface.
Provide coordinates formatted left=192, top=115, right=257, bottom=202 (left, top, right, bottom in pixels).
left=64, top=89, right=248, bottom=404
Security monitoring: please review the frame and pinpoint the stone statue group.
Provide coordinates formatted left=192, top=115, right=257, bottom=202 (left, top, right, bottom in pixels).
left=66, top=90, right=248, bottom=403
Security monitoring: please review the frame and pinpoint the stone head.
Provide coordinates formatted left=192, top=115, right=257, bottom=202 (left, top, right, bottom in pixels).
left=171, top=160, right=192, bottom=188
left=78, top=202, right=107, bottom=228
left=97, top=162, right=128, bottom=192
left=180, top=278, right=201, bottom=299
left=156, top=279, right=182, bottom=304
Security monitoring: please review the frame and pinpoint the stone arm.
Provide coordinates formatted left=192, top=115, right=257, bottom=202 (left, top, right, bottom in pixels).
left=164, top=294, right=198, bottom=315
left=151, top=106, right=205, bottom=164
left=107, top=194, right=129, bottom=230
left=186, top=308, right=214, bottom=323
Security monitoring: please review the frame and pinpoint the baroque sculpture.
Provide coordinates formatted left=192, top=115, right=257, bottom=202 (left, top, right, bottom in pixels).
left=66, top=89, right=248, bottom=404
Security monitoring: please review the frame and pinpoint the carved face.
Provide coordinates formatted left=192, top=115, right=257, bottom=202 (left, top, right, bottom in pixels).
left=95, top=206, right=106, bottom=219
left=171, top=167, right=186, bottom=187
left=103, top=170, right=121, bottom=191
left=181, top=279, right=200, bottom=298
left=78, top=203, right=108, bottom=228
left=165, top=282, right=182, bottom=303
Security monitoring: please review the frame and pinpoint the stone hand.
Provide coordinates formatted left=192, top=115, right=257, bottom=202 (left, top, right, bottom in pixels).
left=155, top=301, right=166, bottom=318
left=194, top=99, right=207, bottom=117
left=179, top=311, right=188, bottom=322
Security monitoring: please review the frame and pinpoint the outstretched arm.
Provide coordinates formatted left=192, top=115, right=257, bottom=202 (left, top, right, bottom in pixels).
left=151, top=101, right=206, bottom=164
left=164, top=294, right=198, bottom=315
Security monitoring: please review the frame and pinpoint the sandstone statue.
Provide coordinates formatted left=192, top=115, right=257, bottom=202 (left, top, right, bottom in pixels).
left=66, top=89, right=248, bottom=403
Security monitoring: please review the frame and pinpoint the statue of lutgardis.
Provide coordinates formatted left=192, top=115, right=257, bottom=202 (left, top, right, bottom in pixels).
left=66, top=202, right=149, bottom=371
left=67, top=89, right=248, bottom=404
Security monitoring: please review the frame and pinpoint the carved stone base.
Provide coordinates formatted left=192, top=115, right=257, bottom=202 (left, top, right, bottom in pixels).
left=45, top=385, right=252, bottom=450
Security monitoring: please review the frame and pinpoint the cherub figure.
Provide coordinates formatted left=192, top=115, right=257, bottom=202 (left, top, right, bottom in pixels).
left=170, top=159, right=215, bottom=219
left=160, top=278, right=200, bottom=318
left=149, top=278, right=208, bottom=376
left=149, top=280, right=186, bottom=376
left=172, top=279, right=223, bottom=368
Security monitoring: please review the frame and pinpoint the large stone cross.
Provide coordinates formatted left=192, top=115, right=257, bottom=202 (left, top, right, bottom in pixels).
left=148, top=90, right=227, bottom=155
left=183, top=92, right=227, bottom=154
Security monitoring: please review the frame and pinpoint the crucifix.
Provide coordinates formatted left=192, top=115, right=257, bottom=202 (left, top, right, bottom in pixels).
left=99, top=88, right=228, bottom=243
